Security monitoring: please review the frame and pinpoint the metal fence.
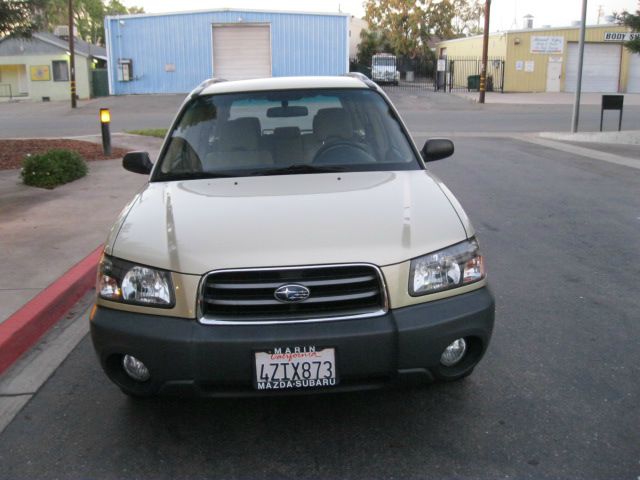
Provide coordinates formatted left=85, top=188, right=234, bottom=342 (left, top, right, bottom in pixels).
left=444, top=57, right=505, bottom=93
left=350, top=56, right=505, bottom=93
left=351, top=56, right=437, bottom=90
left=0, top=83, right=13, bottom=99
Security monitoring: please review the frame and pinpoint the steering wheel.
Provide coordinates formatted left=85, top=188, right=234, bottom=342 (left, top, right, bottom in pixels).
left=312, top=140, right=376, bottom=165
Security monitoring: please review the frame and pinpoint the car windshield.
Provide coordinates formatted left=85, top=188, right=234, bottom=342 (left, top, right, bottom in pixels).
left=373, top=57, right=396, bottom=67
left=154, top=88, right=421, bottom=181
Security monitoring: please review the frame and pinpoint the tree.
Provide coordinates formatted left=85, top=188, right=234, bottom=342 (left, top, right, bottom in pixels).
left=451, top=0, right=484, bottom=37
left=365, top=0, right=430, bottom=58
left=39, top=0, right=143, bottom=45
left=0, top=0, right=46, bottom=37
left=425, top=0, right=455, bottom=39
left=364, top=0, right=461, bottom=58
left=356, top=28, right=392, bottom=66
left=615, top=9, right=640, bottom=54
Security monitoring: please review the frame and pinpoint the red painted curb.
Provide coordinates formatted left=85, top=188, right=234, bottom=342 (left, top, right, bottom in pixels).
left=0, top=246, right=103, bottom=376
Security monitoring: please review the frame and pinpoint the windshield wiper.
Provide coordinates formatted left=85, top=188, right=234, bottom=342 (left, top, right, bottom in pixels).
left=249, top=164, right=346, bottom=176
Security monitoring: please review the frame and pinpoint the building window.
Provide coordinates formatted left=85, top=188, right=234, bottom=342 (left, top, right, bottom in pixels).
left=117, top=59, right=133, bottom=82
left=52, top=60, right=69, bottom=81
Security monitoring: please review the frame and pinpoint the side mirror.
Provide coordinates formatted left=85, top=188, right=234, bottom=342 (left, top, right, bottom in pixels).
left=421, top=139, right=454, bottom=162
left=123, top=151, right=153, bottom=174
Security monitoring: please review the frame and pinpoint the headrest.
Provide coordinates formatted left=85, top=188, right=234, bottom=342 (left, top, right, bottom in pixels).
left=219, top=117, right=261, bottom=150
left=273, top=127, right=301, bottom=139
left=313, top=108, right=353, bottom=141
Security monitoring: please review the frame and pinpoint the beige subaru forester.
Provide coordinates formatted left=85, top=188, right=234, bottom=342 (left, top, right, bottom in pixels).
left=91, top=75, right=494, bottom=397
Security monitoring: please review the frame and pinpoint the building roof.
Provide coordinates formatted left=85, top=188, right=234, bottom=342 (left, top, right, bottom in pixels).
left=0, top=32, right=106, bottom=59
left=437, top=23, right=624, bottom=46
left=200, top=76, right=369, bottom=95
left=34, top=32, right=106, bottom=59
left=106, top=8, right=349, bottom=21
left=500, top=22, right=620, bottom=35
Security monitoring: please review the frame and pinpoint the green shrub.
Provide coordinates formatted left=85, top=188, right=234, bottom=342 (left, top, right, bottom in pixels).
left=21, top=149, right=88, bottom=189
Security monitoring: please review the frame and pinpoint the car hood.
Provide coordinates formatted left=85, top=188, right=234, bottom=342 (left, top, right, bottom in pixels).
left=111, top=170, right=468, bottom=275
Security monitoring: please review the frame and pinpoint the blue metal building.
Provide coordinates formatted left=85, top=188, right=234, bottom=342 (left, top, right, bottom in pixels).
left=104, top=9, right=349, bottom=95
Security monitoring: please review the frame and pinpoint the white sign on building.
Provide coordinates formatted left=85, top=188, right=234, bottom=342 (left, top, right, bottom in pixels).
left=530, top=36, right=564, bottom=54
left=604, top=32, right=640, bottom=41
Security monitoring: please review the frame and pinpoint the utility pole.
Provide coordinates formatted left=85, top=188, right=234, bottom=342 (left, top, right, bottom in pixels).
left=596, top=5, right=604, bottom=24
left=571, top=0, right=588, bottom=133
left=479, top=0, right=491, bottom=104
left=68, top=0, right=77, bottom=108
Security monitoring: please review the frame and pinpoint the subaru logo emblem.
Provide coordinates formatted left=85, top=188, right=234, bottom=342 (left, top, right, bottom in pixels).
left=274, top=284, right=310, bottom=303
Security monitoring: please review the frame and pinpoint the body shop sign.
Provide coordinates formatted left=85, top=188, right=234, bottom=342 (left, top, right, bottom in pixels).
left=530, top=36, right=564, bottom=54
left=604, top=32, right=640, bottom=41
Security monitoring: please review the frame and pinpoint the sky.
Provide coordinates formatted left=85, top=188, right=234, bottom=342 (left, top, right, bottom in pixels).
left=120, top=0, right=639, bottom=31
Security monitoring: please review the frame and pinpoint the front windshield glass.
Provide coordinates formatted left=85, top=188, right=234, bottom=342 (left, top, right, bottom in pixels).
left=154, top=88, right=420, bottom=181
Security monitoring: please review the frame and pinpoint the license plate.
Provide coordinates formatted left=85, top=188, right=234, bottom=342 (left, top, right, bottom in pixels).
left=254, top=347, right=338, bottom=391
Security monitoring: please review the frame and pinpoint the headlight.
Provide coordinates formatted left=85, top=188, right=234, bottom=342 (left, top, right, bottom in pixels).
left=97, top=255, right=174, bottom=307
left=409, top=239, right=485, bottom=296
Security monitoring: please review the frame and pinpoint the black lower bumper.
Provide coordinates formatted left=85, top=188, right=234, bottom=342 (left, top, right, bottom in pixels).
left=90, top=287, right=495, bottom=397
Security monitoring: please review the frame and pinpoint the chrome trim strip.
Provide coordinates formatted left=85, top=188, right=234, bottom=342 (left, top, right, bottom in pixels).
left=197, top=263, right=389, bottom=326
left=199, top=309, right=389, bottom=326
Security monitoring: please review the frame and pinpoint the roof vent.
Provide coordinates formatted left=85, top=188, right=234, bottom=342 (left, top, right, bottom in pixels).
left=53, top=25, right=69, bottom=37
left=53, top=25, right=77, bottom=38
left=523, top=14, right=534, bottom=29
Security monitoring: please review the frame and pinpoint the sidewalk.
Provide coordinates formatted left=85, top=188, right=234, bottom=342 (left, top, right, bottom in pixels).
left=539, top=129, right=640, bottom=145
left=454, top=91, right=640, bottom=106
left=0, top=134, right=162, bottom=325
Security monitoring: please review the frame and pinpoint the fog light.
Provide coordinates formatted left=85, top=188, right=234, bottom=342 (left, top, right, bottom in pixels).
left=122, top=355, right=150, bottom=382
left=440, top=338, right=467, bottom=367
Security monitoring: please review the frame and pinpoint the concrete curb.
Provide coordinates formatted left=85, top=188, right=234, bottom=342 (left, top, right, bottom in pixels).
left=519, top=136, right=640, bottom=171
left=0, top=246, right=102, bottom=376
left=539, top=130, right=640, bottom=145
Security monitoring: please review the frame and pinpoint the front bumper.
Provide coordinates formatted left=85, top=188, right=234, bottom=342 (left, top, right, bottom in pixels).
left=90, top=287, right=495, bottom=397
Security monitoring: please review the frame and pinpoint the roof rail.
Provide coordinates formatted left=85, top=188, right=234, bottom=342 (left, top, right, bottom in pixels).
left=190, top=77, right=227, bottom=98
left=344, top=72, right=378, bottom=90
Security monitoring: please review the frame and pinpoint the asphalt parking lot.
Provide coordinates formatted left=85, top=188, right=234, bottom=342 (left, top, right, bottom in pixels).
left=0, top=128, right=638, bottom=478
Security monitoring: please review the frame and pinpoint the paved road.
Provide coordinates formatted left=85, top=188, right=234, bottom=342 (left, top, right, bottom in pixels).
left=1, top=90, right=640, bottom=138
left=0, top=94, right=182, bottom=139
left=386, top=91, right=640, bottom=134
left=0, top=135, right=638, bottom=479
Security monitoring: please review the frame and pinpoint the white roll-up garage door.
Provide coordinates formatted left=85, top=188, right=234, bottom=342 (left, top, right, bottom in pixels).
left=565, top=43, right=621, bottom=92
left=212, top=25, right=271, bottom=80
left=627, top=53, right=640, bottom=93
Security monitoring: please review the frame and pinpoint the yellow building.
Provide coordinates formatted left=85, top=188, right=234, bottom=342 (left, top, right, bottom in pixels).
left=437, top=24, right=640, bottom=93
left=0, top=32, right=107, bottom=101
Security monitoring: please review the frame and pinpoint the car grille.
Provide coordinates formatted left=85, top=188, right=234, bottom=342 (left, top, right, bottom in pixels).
left=200, top=264, right=387, bottom=324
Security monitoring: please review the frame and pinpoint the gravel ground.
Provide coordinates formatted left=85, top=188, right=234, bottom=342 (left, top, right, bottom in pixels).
left=0, top=139, right=128, bottom=170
